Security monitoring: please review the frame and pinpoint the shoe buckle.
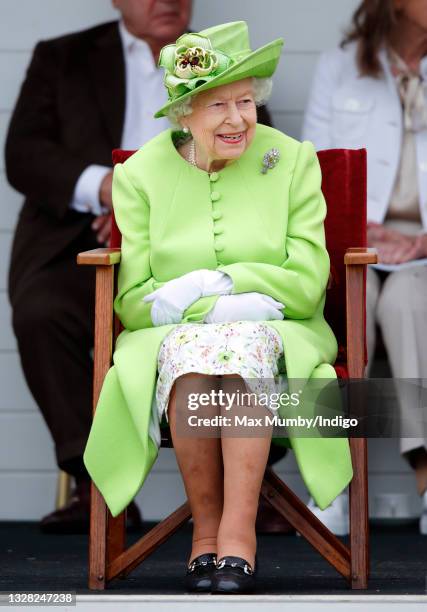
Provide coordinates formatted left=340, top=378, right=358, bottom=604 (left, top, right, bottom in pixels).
left=188, top=555, right=217, bottom=572
left=216, top=558, right=253, bottom=574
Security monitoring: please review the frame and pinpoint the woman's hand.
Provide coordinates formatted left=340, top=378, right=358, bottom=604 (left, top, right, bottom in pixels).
left=204, top=292, right=285, bottom=323
left=367, top=222, right=427, bottom=264
left=143, top=269, right=232, bottom=326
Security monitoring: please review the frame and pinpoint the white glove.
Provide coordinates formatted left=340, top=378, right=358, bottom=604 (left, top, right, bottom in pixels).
left=143, top=269, right=233, bottom=326
left=204, top=292, right=285, bottom=323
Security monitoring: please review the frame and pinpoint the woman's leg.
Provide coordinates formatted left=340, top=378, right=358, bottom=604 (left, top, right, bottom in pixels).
left=376, top=267, right=427, bottom=461
left=216, top=374, right=273, bottom=568
left=168, top=372, right=224, bottom=563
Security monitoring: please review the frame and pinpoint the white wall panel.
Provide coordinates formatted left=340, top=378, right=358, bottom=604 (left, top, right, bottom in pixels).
left=269, top=54, right=318, bottom=113
left=191, top=0, right=359, bottom=51
left=0, top=111, right=10, bottom=171
left=0, top=53, right=31, bottom=112
left=0, top=172, right=22, bottom=232
left=0, top=291, right=16, bottom=350
left=0, top=0, right=118, bottom=50
left=0, top=232, right=12, bottom=291
left=0, top=413, right=55, bottom=470
left=272, top=111, right=304, bottom=141
left=0, top=353, right=38, bottom=412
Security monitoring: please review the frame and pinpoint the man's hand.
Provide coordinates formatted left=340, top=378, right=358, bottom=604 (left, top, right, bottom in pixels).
left=99, top=170, right=113, bottom=211
left=91, top=214, right=111, bottom=245
left=90, top=170, right=113, bottom=244
left=367, top=222, right=427, bottom=264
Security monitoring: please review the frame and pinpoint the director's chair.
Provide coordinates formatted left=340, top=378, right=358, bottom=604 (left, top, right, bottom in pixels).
left=77, top=146, right=377, bottom=590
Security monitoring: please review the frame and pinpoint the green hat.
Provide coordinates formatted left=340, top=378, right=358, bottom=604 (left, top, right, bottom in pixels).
left=154, top=21, right=284, bottom=119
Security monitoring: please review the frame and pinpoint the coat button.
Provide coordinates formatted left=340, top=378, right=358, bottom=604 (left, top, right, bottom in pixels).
left=214, top=239, right=224, bottom=251
left=212, top=210, right=222, bottom=220
left=210, top=191, right=221, bottom=202
left=209, top=172, right=219, bottom=182
left=213, top=224, right=223, bottom=235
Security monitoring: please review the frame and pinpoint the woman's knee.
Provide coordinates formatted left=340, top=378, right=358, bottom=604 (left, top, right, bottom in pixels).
left=168, top=373, right=220, bottom=418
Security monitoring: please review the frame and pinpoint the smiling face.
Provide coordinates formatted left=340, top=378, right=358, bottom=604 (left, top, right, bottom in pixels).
left=112, top=0, right=192, bottom=43
left=180, top=78, right=258, bottom=169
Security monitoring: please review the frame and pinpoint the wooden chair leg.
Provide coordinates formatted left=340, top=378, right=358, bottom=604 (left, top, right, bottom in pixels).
left=345, top=256, right=374, bottom=589
left=107, top=509, right=126, bottom=579
left=349, top=437, right=369, bottom=589
left=88, top=264, right=115, bottom=590
left=89, top=482, right=108, bottom=590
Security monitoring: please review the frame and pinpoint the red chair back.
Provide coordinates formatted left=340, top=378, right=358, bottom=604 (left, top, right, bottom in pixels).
left=110, top=147, right=368, bottom=370
left=319, top=148, right=367, bottom=370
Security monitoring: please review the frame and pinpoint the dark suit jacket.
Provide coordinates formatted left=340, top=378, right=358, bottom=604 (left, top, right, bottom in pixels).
left=5, top=20, right=273, bottom=303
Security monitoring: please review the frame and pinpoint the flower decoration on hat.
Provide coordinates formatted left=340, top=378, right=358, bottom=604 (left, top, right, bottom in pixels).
left=159, top=33, right=233, bottom=101
left=175, top=45, right=218, bottom=79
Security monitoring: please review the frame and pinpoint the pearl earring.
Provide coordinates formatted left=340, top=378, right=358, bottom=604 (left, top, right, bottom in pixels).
left=183, top=126, right=190, bottom=134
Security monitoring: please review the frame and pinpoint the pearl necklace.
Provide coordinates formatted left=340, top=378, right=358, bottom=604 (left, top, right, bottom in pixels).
left=186, top=139, right=225, bottom=173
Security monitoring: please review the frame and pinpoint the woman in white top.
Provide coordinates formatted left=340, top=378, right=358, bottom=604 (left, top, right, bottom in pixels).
left=302, top=0, right=427, bottom=535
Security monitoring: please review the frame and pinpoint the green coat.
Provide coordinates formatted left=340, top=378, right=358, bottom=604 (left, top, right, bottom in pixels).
left=83, top=124, right=353, bottom=517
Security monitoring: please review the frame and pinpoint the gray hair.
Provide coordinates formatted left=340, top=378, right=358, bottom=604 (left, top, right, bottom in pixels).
left=166, top=76, right=273, bottom=131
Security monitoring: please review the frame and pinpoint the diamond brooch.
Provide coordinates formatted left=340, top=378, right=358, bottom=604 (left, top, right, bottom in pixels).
left=261, top=148, right=280, bottom=174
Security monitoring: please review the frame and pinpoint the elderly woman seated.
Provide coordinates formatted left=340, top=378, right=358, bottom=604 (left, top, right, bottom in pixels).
left=83, top=21, right=353, bottom=595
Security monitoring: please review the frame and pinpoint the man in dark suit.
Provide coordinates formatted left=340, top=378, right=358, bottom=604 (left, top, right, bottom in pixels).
left=5, top=0, right=288, bottom=534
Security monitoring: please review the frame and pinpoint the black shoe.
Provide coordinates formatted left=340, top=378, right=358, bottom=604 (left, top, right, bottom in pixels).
left=39, top=480, right=143, bottom=534
left=185, top=552, right=217, bottom=592
left=211, top=554, right=257, bottom=594
left=256, top=495, right=296, bottom=534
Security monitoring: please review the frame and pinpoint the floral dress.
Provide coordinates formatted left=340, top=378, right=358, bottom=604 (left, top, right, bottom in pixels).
left=153, top=320, right=286, bottom=423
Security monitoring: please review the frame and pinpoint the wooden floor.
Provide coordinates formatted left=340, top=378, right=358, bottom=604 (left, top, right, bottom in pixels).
left=1, top=520, right=426, bottom=595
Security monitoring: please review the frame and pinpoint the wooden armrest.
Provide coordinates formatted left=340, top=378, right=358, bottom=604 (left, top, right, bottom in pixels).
left=344, top=247, right=378, bottom=265
left=77, top=248, right=121, bottom=266
left=344, top=248, right=377, bottom=377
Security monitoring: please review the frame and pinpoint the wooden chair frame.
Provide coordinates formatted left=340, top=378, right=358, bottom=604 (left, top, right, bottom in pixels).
left=77, top=244, right=377, bottom=591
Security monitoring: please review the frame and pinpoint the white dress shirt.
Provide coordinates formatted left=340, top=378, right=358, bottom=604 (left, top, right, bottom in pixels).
left=70, top=19, right=169, bottom=216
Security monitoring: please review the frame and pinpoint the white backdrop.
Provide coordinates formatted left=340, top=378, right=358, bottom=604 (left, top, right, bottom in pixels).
left=0, top=0, right=419, bottom=520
